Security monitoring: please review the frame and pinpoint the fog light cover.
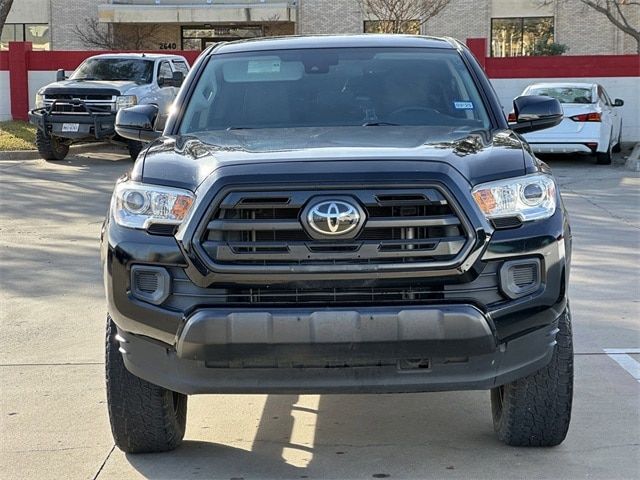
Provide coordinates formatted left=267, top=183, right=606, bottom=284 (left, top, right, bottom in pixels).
left=499, top=259, right=541, bottom=299
left=131, top=265, right=170, bottom=305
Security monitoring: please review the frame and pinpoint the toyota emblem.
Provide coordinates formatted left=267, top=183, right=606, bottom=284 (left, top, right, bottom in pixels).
left=304, top=199, right=363, bottom=237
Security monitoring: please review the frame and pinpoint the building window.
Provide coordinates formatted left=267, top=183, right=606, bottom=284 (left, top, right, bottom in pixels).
left=1, top=23, right=50, bottom=50
left=364, top=20, right=420, bottom=34
left=491, top=17, right=554, bottom=57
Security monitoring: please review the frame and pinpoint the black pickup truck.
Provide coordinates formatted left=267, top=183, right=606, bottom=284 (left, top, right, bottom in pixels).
left=103, top=35, right=573, bottom=453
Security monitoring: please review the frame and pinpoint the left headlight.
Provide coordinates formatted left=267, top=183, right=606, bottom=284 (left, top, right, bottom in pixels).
left=116, top=95, right=138, bottom=111
left=471, top=173, right=557, bottom=222
left=112, top=181, right=195, bottom=229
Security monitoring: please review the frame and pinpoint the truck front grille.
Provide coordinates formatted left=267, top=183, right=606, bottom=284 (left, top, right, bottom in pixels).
left=164, top=261, right=504, bottom=309
left=199, top=187, right=473, bottom=269
left=44, top=94, right=116, bottom=114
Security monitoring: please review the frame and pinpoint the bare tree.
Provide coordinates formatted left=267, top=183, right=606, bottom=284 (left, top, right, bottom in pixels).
left=358, top=0, right=451, bottom=34
left=72, top=18, right=162, bottom=50
left=578, top=0, right=640, bottom=53
left=0, top=0, right=14, bottom=37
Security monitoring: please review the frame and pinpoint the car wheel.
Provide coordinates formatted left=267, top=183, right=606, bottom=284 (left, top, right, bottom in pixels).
left=127, top=140, right=144, bottom=161
left=35, top=130, right=69, bottom=161
left=596, top=133, right=613, bottom=165
left=105, top=315, right=187, bottom=453
left=490, top=304, right=573, bottom=447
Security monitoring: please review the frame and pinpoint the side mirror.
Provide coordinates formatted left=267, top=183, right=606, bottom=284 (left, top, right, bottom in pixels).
left=56, top=69, right=65, bottom=82
left=509, top=95, right=563, bottom=134
left=172, top=71, right=184, bottom=87
left=115, top=104, right=161, bottom=142
left=158, top=76, right=167, bottom=87
left=613, top=98, right=624, bottom=107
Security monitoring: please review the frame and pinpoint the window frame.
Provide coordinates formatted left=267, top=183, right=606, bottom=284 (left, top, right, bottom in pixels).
left=490, top=16, right=554, bottom=57
left=0, top=23, right=50, bottom=50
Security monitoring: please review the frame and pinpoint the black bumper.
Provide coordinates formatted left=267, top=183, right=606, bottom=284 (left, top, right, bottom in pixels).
left=117, top=305, right=560, bottom=394
left=29, top=108, right=116, bottom=140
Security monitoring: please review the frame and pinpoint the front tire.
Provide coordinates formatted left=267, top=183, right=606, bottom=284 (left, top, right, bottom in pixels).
left=106, top=316, right=187, bottom=453
left=35, top=130, right=69, bottom=161
left=491, top=305, right=573, bottom=446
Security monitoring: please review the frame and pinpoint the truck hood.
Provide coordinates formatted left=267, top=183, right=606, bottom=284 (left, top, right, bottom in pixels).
left=138, top=127, right=529, bottom=190
left=40, top=80, right=141, bottom=95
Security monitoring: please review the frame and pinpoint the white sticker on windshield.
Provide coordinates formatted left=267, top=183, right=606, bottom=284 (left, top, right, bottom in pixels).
left=454, top=101, right=474, bottom=109
left=247, top=59, right=281, bottom=74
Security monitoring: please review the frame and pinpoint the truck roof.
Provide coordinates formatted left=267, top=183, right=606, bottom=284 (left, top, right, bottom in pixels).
left=212, top=34, right=459, bottom=55
left=85, top=53, right=187, bottom=61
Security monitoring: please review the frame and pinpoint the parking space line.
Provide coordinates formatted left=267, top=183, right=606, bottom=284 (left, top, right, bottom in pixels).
left=604, top=349, right=640, bottom=383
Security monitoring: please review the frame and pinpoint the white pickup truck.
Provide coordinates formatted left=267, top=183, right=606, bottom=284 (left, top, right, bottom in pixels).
left=29, top=53, right=189, bottom=161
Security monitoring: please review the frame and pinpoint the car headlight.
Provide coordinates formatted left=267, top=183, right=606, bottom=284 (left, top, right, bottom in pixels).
left=112, top=181, right=195, bottom=229
left=116, top=95, right=138, bottom=111
left=35, top=92, right=45, bottom=109
left=471, top=173, right=557, bottom=222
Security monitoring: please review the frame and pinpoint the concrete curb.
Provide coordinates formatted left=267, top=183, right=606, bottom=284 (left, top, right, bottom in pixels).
left=0, top=150, right=39, bottom=161
left=625, top=143, right=640, bottom=172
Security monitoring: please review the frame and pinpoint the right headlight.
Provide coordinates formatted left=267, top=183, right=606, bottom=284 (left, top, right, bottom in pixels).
left=112, top=180, right=195, bottom=229
left=471, top=173, right=557, bottom=222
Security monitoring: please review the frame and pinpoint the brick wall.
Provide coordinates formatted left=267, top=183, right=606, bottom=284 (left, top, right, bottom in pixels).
left=299, top=0, right=363, bottom=34
left=50, top=0, right=102, bottom=50
left=422, top=0, right=490, bottom=40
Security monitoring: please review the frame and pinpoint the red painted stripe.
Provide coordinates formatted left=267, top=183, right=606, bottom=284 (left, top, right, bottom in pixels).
left=485, top=55, right=640, bottom=78
left=0, top=51, right=8, bottom=70
left=27, top=50, right=201, bottom=71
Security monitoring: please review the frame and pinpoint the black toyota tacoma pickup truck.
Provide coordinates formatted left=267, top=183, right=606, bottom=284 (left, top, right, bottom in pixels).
left=102, top=35, right=573, bottom=453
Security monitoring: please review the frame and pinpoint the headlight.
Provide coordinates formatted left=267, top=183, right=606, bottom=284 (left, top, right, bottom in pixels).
left=116, top=95, right=138, bottom=110
left=112, top=181, right=195, bottom=229
left=471, top=173, right=557, bottom=222
left=35, top=92, right=45, bottom=109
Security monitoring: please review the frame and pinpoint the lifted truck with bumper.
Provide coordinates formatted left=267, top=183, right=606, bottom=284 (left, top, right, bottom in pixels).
left=103, top=35, right=573, bottom=453
left=29, top=53, right=188, bottom=161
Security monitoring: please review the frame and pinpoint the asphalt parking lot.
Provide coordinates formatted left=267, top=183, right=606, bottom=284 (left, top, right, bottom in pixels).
left=1, top=145, right=638, bottom=480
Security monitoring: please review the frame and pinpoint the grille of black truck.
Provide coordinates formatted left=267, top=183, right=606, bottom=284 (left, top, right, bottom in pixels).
left=198, top=187, right=473, bottom=269
left=164, top=261, right=504, bottom=309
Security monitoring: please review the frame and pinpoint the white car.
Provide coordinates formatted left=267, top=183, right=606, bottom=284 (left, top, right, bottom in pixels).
left=513, top=82, right=624, bottom=164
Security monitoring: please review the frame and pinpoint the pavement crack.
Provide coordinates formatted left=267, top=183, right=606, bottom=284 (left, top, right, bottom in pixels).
left=93, top=444, right=115, bottom=480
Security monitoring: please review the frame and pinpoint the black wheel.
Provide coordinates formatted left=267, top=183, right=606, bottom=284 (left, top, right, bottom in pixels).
left=127, top=140, right=144, bottom=161
left=35, top=130, right=69, bottom=161
left=106, top=315, right=187, bottom=453
left=491, top=305, right=573, bottom=447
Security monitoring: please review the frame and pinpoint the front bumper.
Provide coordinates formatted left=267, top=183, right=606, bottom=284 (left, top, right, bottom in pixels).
left=29, top=108, right=116, bottom=140
left=117, top=305, right=560, bottom=394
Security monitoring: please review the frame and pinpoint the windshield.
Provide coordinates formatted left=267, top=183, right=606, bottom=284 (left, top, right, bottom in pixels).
left=71, top=58, right=154, bottom=83
left=527, top=86, right=593, bottom=104
left=179, top=48, right=492, bottom=134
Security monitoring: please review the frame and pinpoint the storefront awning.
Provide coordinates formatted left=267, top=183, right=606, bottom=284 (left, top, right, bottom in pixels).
left=98, top=2, right=297, bottom=24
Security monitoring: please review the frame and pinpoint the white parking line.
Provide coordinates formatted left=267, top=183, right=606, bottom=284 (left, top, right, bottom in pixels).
left=604, top=348, right=640, bottom=383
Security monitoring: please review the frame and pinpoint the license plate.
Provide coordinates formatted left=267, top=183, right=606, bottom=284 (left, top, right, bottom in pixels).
left=61, top=123, right=80, bottom=132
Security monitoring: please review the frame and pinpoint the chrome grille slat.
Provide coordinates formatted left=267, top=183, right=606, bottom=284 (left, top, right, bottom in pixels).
left=199, top=187, right=472, bottom=269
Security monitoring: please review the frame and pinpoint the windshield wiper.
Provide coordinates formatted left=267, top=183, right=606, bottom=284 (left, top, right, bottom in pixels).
left=74, top=77, right=97, bottom=81
left=226, top=126, right=256, bottom=131
left=362, top=121, right=400, bottom=126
